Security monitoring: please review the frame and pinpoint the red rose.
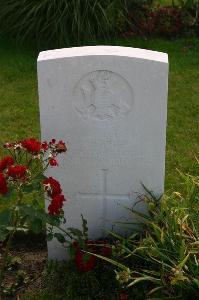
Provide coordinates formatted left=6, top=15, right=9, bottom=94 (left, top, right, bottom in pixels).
left=48, top=203, right=61, bottom=215
left=52, top=194, right=65, bottom=207
left=49, top=157, right=58, bottom=167
left=48, top=194, right=65, bottom=215
left=7, top=165, right=28, bottom=180
left=75, top=251, right=96, bottom=272
left=43, top=177, right=62, bottom=197
left=0, top=173, right=8, bottom=194
left=0, top=156, right=14, bottom=172
left=21, top=138, right=41, bottom=154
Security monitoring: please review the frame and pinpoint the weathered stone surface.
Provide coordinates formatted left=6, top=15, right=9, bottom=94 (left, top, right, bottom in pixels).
left=37, top=46, right=168, bottom=259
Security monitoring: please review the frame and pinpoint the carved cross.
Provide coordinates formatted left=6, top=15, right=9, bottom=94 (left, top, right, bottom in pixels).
left=78, top=169, right=132, bottom=231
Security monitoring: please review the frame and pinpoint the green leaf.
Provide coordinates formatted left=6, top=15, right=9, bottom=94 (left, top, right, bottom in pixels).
left=46, top=232, right=54, bottom=241
left=141, top=183, right=162, bottom=201
left=32, top=180, right=42, bottom=191
left=0, top=226, right=9, bottom=242
left=67, top=228, right=83, bottom=238
left=0, top=209, right=11, bottom=225
left=21, top=184, right=34, bottom=193
left=6, top=226, right=15, bottom=231
left=19, top=204, right=35, bottom=218
left=45, top=214, right=61, bottom=227
left=30, top=218, right=43, bottom=234
left=127, top=276, right=161, bottom=287
left=32, top=198, right=39, bottom=207
left=193, top=279, right=199, bottom=288
left=54, top=233, right=66, bottom=243
left=1, top=189, right=15, bottom=200
left=84, top=251, right=129, bottom=271
left=34, top=174, right=47, bottom=181
left=178, top=253, right=190, bottom=269
left=147, top=286, right=164, bottom=296
left=129, top=208, right=151, bottom=220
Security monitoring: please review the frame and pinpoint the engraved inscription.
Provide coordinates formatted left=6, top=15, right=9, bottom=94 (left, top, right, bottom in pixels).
left=73, top=70, right=133, bottom=120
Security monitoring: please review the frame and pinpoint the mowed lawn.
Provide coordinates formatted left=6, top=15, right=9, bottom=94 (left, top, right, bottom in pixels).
left=0, top=38, right=198, bottom=192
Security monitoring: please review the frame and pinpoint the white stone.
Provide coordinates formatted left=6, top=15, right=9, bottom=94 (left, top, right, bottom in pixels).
left=37, top=46, right=168, bottom=260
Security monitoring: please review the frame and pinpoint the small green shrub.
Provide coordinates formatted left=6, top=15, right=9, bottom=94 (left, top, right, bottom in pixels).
left=0, top=0, right=126, bottom=48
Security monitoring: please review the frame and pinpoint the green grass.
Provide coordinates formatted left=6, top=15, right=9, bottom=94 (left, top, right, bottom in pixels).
left=0, top=37, right=199, bottom=192
left=0, top=41, right=39, bottom=142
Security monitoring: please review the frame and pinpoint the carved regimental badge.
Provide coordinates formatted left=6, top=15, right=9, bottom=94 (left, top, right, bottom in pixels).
left=73, top=70, right=133, bottom=121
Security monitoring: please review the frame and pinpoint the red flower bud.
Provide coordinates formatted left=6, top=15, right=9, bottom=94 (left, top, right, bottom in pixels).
left=49, top=158, right=58, bottom=167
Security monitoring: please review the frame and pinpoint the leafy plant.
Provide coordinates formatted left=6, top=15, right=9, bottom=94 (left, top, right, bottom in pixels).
left=0, top=0, right=126, bottom=48
left=0, top=138, right=69, bottom=285
left=125, top=2, right=193, bottom=38
left=91, top=167, right=199, bottom=298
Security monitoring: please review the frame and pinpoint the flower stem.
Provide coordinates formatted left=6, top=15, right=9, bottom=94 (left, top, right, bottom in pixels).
left=0, top=189, right=22, bottom=284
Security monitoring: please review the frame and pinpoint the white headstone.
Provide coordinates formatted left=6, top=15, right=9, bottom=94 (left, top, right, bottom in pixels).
left=37, top=46, right=168, bottom=260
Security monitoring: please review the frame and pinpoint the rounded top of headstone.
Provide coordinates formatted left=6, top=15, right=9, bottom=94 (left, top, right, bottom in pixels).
left=38, top=46, right=168, bottom=64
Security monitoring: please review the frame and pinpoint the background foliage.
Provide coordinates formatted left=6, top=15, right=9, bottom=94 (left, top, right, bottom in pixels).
left=0, top=0, right=126, bottom=48
left=124, top=0, right=199, bottom=38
